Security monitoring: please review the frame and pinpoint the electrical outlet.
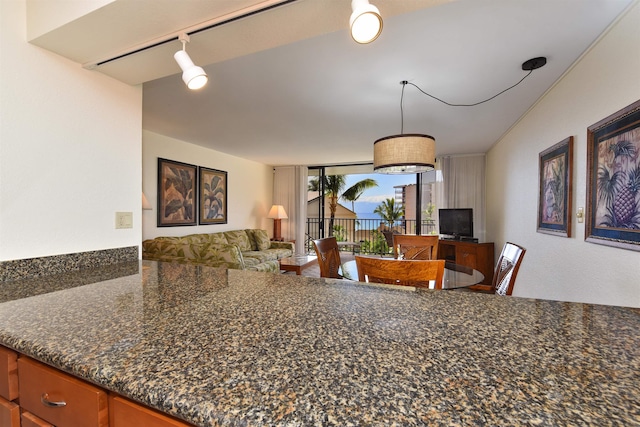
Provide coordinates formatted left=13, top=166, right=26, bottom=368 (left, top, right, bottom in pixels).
left=115, top=212, right=133, bottom=229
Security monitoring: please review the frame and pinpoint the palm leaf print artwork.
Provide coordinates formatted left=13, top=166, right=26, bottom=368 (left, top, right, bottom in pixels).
left=538, top=136, right=572, bottom=237
left=542, top=155, right=565, bottom=224
left=586, top=99, right=640, bottom=251
left=158, top=158, right=197, bottom=226
left=199, top=167, right=227, bottom=225
left=596, top=132, right=640, bottom=230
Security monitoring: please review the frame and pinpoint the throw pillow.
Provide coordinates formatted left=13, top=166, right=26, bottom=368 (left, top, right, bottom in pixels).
left=253, top=229, right=271, bottom=251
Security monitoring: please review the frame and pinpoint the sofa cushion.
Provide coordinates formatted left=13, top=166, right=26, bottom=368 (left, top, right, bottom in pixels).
left=142, top=237, right=189, bottom=257
left=243, top=251, right=278, bottom=263
left=183, top=233, right=212, bottom=245
left=224, top=230, right=252, bottom=251
left=208, top=232, right=228, bottom=245
left=246, top=260, right=280, bottom=273
left=248, top=229, right=271, bottom=251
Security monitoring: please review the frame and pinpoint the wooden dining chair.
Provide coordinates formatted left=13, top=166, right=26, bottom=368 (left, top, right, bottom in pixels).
left=355, top=256, right=445, bottom=289
left=312, top=237, right=343, bottom=279
left=392, top=234, right=439, bottom=260
left=469, top=242, right=526, bottom=296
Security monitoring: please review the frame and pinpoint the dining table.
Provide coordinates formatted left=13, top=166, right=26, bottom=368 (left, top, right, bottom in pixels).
left=340, top=258, right=485, bottom=289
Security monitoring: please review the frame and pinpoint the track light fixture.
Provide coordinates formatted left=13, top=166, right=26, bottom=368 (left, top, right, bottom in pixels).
left=174, top=33, right=208, bottom=90
left=350, top=0, right=383, bottom=44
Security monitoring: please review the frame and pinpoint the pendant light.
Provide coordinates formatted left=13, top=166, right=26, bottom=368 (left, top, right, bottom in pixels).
left=374, top=81, right=435, bottom=174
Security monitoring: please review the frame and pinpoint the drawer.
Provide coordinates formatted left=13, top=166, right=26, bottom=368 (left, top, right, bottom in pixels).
left=21, top=411, right=54, bottom=427
left=0, top=346, right=18, bottom=401
left=18, top=357, right=108, bottom=427
left=110, top=395, right=193, bottom=427
left=0, top=396, right=20, bottom=427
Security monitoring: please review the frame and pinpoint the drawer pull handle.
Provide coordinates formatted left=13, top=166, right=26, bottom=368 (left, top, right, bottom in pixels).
left=41, top=393, right=67, bottom=408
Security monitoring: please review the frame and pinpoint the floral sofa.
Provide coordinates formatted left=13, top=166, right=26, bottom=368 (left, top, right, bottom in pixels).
left=142, top=229, right=294, bottom=273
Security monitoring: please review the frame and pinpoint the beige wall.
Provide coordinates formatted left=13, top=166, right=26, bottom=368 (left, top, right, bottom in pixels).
left=0, top=0, right=142, bottom=261
left=486, top=2, right=640, bottom=307
left=142, top=131, right=274, bottom=240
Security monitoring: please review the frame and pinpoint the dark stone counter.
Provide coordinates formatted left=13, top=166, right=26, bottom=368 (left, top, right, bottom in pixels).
left=0, top=261, right=638, bottom=426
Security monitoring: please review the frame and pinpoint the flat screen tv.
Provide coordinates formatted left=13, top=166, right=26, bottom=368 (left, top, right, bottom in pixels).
left=438, top=208, right=474, bottom=239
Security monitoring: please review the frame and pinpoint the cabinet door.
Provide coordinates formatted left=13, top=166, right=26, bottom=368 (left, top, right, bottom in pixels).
left=110, top=396, right=193, bottom=427
left=455, top=246, right=477, bottom=269
left=18, top=357, right=108, bottom=427
left=0, top=396, right=20, bottom=427
left=21, top=411, right=55, bottom=427
left=0, top=346, right=18, bottom=401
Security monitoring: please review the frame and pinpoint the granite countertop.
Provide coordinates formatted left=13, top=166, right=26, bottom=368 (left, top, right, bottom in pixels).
left=0, top=260, right=638, bottom=426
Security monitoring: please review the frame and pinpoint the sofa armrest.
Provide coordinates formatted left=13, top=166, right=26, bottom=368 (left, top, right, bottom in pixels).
left=269, top=241, right=295, bottom=252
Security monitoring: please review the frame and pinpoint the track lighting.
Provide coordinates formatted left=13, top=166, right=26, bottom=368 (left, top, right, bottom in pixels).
left=174, top=33, right=208, bottom=90
left=350, top=0, right=382, bottom=44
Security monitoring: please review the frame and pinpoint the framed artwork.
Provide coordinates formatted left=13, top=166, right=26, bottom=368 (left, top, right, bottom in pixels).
left=157, top=158, right=197, bottom=227
left=586, top=99, right=640, bottom=251
left=537, top=136, right=573, bottom=237
left=199, top=167, right=227, bottom=225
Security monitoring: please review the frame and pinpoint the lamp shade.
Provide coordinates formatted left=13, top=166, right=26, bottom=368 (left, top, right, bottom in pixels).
left=373, top=134, right=436, bottom=174
left=349, top=0, right=382, bottom=44
left=267, top=205, right=288, bottom=219
left=142, top=192, right=152, bottom=210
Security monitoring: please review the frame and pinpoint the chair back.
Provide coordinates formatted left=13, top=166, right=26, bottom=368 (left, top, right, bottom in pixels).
left=312, top=237, right=343, bottom=279
left=392, top=234, right=439, bottom=260
left=493, top=242, right=526, bottom=296
left=355, top=256, right=445, bottom=289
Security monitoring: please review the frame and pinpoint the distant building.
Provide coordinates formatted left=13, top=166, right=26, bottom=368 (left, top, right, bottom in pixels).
left=307, top=196, right=357, bottom=242
left=394, top=183, right=436, bottom=235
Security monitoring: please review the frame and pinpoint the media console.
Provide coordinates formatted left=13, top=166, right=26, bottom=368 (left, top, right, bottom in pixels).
left=438, top=240, right=494, bottom=286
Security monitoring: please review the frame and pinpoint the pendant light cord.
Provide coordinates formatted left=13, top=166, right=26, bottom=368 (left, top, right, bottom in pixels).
left=400, top=81, right=407, bottom=134
left=404, top=68, right=534, bottom=108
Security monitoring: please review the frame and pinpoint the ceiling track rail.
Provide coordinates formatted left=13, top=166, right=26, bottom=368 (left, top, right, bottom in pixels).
left=89, top=0, right=299, bottom=69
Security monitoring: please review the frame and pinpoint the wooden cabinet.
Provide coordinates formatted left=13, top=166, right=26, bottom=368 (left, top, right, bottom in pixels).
left=21, top=411, right=55, bottom=427
left=110, top=396, right=192, bottom=427
left=18, top=357, right=109, bottom=427
left=438, top=240, right=495, bottom=286
left=0, top=346, right=19, bottom=427
left=0, top=346, right=18, bottom=402
left=0, top=396, right=20, bottom=427
left=0, top=345, right=197, bottom=427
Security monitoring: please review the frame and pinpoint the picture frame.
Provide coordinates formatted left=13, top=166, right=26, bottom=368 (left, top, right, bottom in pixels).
left=537, top=136, right=573, bottom=237
left=199, top=167, right=227, bottom=225
left=157, top=158, right=197, bottom=227
left=586, top=99, right=640, bottom=251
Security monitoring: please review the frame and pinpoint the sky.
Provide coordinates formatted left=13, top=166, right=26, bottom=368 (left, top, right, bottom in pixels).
left=342, top=173, right=415, bottom=217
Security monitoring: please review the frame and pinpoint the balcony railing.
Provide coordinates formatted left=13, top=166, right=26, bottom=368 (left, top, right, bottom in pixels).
left=305, top=217, right=437, bottom=255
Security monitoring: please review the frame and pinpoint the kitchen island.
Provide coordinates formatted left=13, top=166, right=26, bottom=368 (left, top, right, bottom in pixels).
left=0, top=260, right=638, bottom=426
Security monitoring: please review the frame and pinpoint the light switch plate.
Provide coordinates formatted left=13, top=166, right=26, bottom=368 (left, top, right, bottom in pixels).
left=115, top=212, right=133, bottom=229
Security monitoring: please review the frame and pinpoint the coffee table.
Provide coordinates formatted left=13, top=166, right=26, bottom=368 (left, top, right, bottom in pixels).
left=279, top=255, right=318, bottom=275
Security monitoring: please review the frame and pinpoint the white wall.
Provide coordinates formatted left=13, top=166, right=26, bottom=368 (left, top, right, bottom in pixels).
left=142, top=131, right=274, bottom=240
left=0, top=0, right=142, bottom=261
left=486, top=2, right=640, bottom=307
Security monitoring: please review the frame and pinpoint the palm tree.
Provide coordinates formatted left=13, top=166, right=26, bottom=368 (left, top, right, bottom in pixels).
left=342, top=179, right=379, bottom=212
left=374, top=198, right=404, bottom=229
left=309, top=175, right=377, bottom=236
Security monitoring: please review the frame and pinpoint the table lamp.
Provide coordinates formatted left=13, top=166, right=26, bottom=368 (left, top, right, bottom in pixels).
left=268, top=205, right=288, bottom=241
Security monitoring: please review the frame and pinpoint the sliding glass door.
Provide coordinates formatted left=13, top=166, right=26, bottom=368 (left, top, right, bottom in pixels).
left=306, top=164, right=438, bottom=254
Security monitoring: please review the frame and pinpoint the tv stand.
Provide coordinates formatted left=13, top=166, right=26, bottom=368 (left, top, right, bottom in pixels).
left=438, top=240, right=494, bottom=286
left=443, top=235, right=479, bottom=243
